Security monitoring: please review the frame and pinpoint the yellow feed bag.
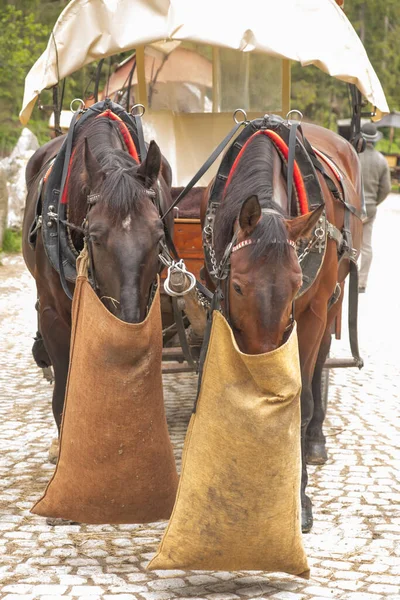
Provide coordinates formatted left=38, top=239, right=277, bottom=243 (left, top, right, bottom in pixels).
left=148, top=311, right=309, bottom=577
left=32, top=252, right=178, bottom=524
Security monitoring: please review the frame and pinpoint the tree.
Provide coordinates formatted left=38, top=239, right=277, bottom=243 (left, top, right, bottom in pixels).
left=292, top=0, right=400, bottom=126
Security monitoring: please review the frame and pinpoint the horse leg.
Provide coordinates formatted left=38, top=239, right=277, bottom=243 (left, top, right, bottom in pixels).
left=306, top=325, right=332, bottom=465
left=297, top=307, right=327, bottom=533
left=32, top=300, right=52, bottom=369
left=39, top=305, right=71, bottom=456
left=306, top=286, right=343, bottom=465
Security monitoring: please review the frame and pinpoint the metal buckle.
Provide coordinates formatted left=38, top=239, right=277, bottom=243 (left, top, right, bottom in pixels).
left=164, top=260, right=196, bottom=297
left=70, top=98, right=86, bottom=113
left=286, top=109, right=303, bottom=123
left=233, top=108, right=248, bottom=125
left=130, top=103, right=146, bottom=117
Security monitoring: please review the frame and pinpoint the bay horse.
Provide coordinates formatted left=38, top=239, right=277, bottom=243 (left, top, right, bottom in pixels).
left=201, top=122, right=362, bottom=532
left=23, top=113, right=173, bottom=444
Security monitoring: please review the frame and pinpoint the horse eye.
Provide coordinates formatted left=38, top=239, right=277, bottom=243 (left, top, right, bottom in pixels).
left=89, top=234, right=101, bottom=246
left=233, top=282, right=243, bottom=295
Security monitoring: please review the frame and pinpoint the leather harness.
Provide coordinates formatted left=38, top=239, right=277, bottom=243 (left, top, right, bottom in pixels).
left=197, top=114, right=363, bottom=374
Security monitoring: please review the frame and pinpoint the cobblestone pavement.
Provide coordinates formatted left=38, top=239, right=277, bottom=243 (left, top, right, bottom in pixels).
left=0, top=195, right=399, bottom=600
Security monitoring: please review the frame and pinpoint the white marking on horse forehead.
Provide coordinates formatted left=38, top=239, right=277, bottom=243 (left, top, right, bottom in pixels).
left=122, top=215, right=132, bottom=231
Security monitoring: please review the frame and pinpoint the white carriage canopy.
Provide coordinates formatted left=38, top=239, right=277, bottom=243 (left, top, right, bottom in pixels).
left=20, top=0, right=389, bottom=126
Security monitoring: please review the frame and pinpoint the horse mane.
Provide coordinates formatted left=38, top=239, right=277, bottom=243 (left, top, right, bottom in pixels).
left=214, top=134, right=290, bottom=263
left=68, top=116, right=148, bottom=226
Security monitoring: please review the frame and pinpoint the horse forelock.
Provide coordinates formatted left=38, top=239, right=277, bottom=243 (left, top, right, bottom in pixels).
left=68, top=117, right=149, bottom=224
left=214, top=135, right=289, bottom=263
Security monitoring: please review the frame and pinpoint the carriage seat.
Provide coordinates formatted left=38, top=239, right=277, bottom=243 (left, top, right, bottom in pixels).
left=171, top=187, right=204, bottom=220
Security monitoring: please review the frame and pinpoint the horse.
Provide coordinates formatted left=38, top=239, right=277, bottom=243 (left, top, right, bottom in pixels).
left=22, top=112, right=174, bottom=449
left=201, top=122, right=362, bottom=532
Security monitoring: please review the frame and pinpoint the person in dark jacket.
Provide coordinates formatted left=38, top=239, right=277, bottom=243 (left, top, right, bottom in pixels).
left=358, top=123, right=391, bottom=293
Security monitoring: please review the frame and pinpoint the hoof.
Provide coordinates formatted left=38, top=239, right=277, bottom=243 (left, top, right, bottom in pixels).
left=48, top=438, right=59, bottom=464
left=302, top=496, right=313, bottom=533
left=306, top=440, right=328, bottom=465
left=46, top=517, right=79, bottom=526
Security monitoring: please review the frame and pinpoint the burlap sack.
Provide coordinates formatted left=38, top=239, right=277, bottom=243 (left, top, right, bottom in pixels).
left=148, top=311, right=309, bottom=577
left=32, top=251, right=178, bottom=524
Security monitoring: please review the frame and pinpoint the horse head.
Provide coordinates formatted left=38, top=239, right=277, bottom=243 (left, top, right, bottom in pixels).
left=211, top=132, right=325, bottom=354
left=81, top=136, right=170, bottom=323
left=226, top=195, right=323, bottom=354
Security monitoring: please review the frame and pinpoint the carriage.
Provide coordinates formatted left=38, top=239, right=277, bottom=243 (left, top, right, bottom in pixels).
left=21, top=0, right=389, bottom=533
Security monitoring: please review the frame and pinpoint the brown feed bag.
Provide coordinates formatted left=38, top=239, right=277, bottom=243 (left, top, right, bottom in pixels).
left=148, top=311, right=309, bottom=577
left=32, top=252, right=178, bottom=524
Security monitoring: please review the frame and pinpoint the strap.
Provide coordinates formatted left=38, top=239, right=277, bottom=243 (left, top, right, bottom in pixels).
left=57, top=111, right=80, bottom=300
left=193, top=286, right=223, bottom=413
left=195, top=279, right=214, bottom=301
left=286, top=121, right=300, bottom=217
left=348, top=260, right=364, bottom=368
left=133, top=114, right=147, bottom=161
left=171, top=297, right=197, bottom=370
left=93, top=59, right=105, bottom=102
left=162, top=121, right=245, bottom=220
left=301, top=131, right=363, bottom=220
left=163, top=224, right=180, bottom=262
left=326, top=221, right=343, bottom=248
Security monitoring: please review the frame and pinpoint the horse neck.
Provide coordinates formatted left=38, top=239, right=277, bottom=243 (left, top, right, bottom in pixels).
left=216, top=138, right=288, bottom=257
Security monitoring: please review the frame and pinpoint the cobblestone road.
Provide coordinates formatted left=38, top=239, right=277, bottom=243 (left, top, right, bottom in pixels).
left=0, top=196, right=399, bottom=600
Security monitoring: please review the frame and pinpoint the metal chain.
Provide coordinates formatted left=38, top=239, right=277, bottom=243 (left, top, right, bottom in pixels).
left=194, top=286, right=211, bottom=310
left=297, top=226, right=325, bottom=263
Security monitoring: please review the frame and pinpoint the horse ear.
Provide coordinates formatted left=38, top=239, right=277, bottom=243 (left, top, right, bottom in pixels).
left=137, top=140, right=161, bottom=188
left=285, top=204, right=324, bottom=241
left=238, top=195, right=262, bottom=235
left=83, top=137, right=105, bottom=190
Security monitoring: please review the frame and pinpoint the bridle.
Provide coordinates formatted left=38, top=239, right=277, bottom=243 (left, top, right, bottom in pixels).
left=83, top=182, right=172, bottom=304
left=213, top=208, right=298, bottom=335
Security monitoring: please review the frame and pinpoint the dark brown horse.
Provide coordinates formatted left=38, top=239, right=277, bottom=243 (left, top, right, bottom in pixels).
left=23, top=114, right=173, bottom=442
left=201, top=122, right=362, bottom=532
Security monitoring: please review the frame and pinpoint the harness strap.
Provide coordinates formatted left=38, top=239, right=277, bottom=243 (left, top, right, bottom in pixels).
left=300, top=131, right=363, bottom=221
left=162, top=121, right=245, bottom=220
left=286, top=121, right=300, bottom=217
left=193, top=286, right=224, bottom=413
left=96, top=110, right=140, bottom=162
left=326, top=221, right=343, bottom=248
left=132, top=114, right=147, bottom=161
left=57, top=111, right=79, bottom=300
left=195, top=279, right=214, bottom=301
left=172, top=297, right=197, bottom=370
left=348, top=260, right=363, bottom=368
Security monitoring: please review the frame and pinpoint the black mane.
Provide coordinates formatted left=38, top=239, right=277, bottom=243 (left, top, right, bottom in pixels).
left=68, top=116, right=147, bottom=225
left=214, top=134, right=290, bottom=263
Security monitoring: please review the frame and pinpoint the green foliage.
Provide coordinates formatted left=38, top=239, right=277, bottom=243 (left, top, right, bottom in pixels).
left=376, top=138, right=400, bottom=154
left=292, top=1, right=400, bottom=125
left=1, top=228, right=22, bottom=253
left=0, top=4, right=51, bottom=154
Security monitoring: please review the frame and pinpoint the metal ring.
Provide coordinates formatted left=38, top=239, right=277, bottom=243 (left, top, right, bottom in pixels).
left=286, top=109, right=303, bottom=122
left=131, top=103, right=146, bottom=117
left=233, top=108, right=248, bottom=125
left=70, top=98, right=86, bottom=113
left=315, top=226, right=325, bottom=239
